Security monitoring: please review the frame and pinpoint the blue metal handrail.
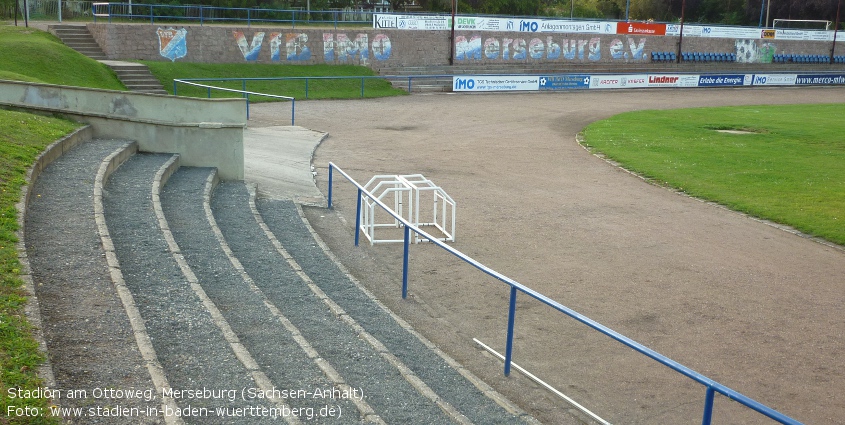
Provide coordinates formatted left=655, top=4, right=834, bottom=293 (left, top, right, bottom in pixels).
left=326, top=162, right=803, bottom=425
left=172, top=79, right=294, bottom=124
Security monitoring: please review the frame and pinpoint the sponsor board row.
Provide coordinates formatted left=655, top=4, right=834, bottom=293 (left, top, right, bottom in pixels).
left=375, top=14, right=845, bottom=41
left=452, top=73, right=845, bottom=91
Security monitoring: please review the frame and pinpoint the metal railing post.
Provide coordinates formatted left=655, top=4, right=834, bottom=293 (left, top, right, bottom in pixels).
left=504, top=286, right=517, bottom=376
left=408, top=77, right=412, bottom=92
left=701, top=387, right=716, bottom=425
left=327, top=163, right=334, bottom=209
left=402, top=225, right=410, bottom=299
left=361, top=78, right=365, bottom=98
left=149, top=4, right=153, bottom=24
left=173, top=81, right=178, bottom=95
left=305, top=78, right=309, bottom=99
left=200, top=5, right=203, bottom=26
left=291, top=99, right=295, bottom=126
left=354, top=188, right=362, bottom=246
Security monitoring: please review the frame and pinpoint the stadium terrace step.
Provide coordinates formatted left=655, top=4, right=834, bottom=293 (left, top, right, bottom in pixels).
left=159, top=167, right=368, bottom=423
left=212, top=181, right=466, bottom=424
left=25, top=138, right=160, bottom=419
left=103, top=154, right=275, bottom=424
left=252, top=197, right=537, bottom=425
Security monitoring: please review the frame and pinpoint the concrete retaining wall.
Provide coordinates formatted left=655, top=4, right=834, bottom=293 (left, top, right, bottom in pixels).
left=0, top=80, right=246, bottom=180
left=87, top=23, right=844, bottom=69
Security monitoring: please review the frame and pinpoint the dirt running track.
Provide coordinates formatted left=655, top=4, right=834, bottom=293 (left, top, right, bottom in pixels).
left=248, top=87, right=845, bottom=425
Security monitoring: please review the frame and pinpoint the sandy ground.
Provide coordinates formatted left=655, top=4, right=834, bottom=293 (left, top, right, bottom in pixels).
left=248, top=87, right=845, bottom=425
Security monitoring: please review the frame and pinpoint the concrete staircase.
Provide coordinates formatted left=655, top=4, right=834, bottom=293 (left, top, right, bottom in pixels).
left=49, top=24, right=168, bottom=95
left=24, top=136, right=543, bottom=424
left=102, top=61, right=169, bottom=95
left=49, top=24, right=107, bottom=60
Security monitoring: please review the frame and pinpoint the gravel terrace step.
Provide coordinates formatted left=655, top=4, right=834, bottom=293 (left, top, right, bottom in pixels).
left=256, top=200, right=535, bottom=425
left=25, top=139, right=159, bottom=422
left=159, top=167, right=365, bottom=424
left=211, top=182, right=457, bottom=424
left=103, top=154, right=274, bottom=424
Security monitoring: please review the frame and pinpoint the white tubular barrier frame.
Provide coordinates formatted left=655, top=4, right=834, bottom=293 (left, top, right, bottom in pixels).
left=359, top=174, right=456, bottom=245
left=361, top=175, right=413, bottom=245
left=397, top=175, right=456, bottom=244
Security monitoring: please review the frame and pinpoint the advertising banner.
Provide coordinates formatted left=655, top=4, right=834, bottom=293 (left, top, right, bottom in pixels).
left=749, top=74, right=797, bottom=86
left=588, top=75, right=649, bottom=89
left=538, top=75, right=591, bottom=90
left=646, top=74, right=700, bottom=88
left=703, top=27, right=762, bottom=39
left=795, top=74, right=845, bottom=85
left=452, top=76, right=540, bottom=92
left=665, top=24, right=703, bottom=37
left=374, top=14, right=616, bottom=34
left=697, top=74, right=752, bottom=87
left=617, top=22, right=666, bottom=36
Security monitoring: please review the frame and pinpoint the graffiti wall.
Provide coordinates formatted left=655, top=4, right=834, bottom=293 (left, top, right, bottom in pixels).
left=87, top=23, right=841, bottom=69
left=455, top=35, right=648, bottom=62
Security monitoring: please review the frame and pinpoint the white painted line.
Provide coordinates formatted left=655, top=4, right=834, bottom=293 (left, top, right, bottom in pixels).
left=473, top=338, right=612, bottom=425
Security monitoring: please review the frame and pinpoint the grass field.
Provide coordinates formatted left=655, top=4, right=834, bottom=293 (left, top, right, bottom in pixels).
left=143, top=62, right=407, bottom=100
left=581, top=104, right=845, bottom=246
left=0, top=110, right=81, bottom=424
left=0, top=26, right=125, bottom=90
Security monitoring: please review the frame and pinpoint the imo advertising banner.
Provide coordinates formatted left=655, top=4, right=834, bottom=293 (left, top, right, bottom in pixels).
left=452, top=76, right=540, bottom=92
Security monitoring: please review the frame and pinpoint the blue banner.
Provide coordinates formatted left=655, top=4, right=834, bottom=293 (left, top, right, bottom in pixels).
left=795, top=74, right=845, bottom=85
left=539, top=75, right=591, bottom=90
left=697, top=74, right=750, bottom=87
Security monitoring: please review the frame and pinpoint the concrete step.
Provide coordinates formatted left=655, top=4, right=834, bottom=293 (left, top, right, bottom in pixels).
left=25, top=138, right=160, bottom=417
left=160, top=167, right=367, bottom=423
left=103, top=154, right=276, bottom=424
left=49, top=24, right=108, bottom=61
left=213, top=182, right=464, bottom=424
left=254, top=196, right=537, bottom=424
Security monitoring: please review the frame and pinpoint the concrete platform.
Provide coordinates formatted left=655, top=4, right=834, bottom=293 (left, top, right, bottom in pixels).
left=243, top=125, right=327, bottom=205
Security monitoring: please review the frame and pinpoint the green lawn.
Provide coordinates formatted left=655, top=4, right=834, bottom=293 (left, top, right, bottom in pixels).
left=0, top=26, right=125, bottom=90
left=581, top=104, right=845, bottom=246
left=143, top=61, right=407, bottom=100
left=0, top=110, right=82, bottom=425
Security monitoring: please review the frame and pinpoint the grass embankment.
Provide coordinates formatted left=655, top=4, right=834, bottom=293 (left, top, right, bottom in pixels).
left=0, top=110, right=81, bottom=424
left=143, top=61, right=407, bottom=100
left=0, top=26, right=124, bottom=90
left=582, top=104, right=845, bottom=246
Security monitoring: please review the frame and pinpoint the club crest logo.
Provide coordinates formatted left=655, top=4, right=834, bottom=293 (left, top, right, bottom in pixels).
left=157, top=27, right=187, bottom=62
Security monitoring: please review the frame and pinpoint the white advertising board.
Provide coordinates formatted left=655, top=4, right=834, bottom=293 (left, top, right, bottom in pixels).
left=452, top=76, right=540, bottom=92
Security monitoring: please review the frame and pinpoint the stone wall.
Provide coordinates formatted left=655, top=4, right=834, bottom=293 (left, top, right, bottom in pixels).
left=87, top=23, right=845, bottom=70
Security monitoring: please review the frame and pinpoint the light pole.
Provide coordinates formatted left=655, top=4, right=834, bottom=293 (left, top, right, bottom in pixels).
left=831, top=0, right=842, bottom=63
left=758, top=0, right=766, bottom=27
left=625, top=0, right=630, bottom=21
left=570, top=0, right=574, bottom=19
left=449, top=0, right=456, bottom=65
left=676, top=0, right=686, bottom=63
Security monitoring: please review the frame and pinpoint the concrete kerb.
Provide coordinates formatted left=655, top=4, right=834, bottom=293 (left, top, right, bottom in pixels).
left=150, top=161, right=303, bottom=425
left=203, top=180, right=384, bottom=424
left=574, top=131, right=845, bottom=255
left=289, top=203, right=541, bottom=425
left=92, top=142, right=185, bottom=425
left=14, top=125, right=93, bottom=397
